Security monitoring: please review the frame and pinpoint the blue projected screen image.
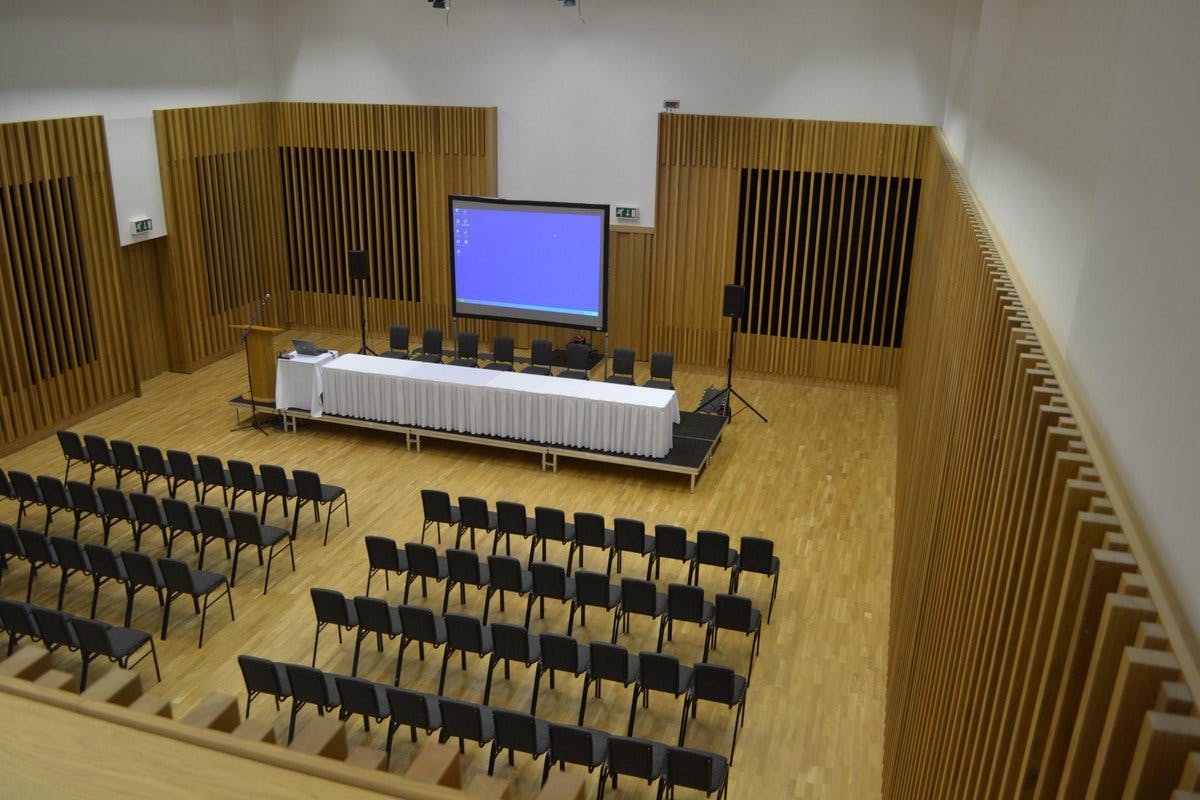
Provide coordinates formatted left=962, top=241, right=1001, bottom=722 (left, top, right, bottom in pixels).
left=450, top=196, right=609, bottom=330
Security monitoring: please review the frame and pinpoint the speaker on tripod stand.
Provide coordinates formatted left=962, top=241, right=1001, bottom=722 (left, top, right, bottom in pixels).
left=349, top=250, right=376, bottom=355
left=695, top=283, right=767, bottom=422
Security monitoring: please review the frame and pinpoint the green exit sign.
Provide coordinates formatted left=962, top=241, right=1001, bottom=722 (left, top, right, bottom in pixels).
left=131, top=216, right=153, bottom=235
left=614, top=206, right=639, bottom=221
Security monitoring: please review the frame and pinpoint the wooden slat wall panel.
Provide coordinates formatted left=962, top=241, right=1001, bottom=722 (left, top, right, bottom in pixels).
left=884, top=130, right=1200, bottom=798
left=652, top=113, right=927, bottom=384
left=120, top=238, right=171, bottom=382
left=0, top=116, right=135, bottom=452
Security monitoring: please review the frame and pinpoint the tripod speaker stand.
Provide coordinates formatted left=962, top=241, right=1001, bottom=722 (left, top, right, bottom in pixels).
left=349, top=249, right=376, bottom=356
left=696, top=284, right=768, bottom=422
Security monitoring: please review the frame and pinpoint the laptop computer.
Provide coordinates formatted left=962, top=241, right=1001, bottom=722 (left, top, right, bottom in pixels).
left=292, top=339, right=329, bottom=356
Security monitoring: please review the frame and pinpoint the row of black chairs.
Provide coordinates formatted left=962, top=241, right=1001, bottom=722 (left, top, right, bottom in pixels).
left=382, top=326, right=675, bottom=389
left=239, top=655, right=730, bottom=798
left=0, top=598, right=159, bottom=690
left=0, top=523, right=234, bottom=646
left=419, top=491, right=781, bottom=621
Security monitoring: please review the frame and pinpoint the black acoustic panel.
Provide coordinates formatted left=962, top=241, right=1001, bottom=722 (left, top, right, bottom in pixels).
left=722, top=284, right=746, bottom=318
left=348, top=250, right=367, bottom=281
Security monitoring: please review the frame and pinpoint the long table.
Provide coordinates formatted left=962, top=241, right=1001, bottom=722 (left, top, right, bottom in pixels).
left=299, top=353, right=679, bottom=458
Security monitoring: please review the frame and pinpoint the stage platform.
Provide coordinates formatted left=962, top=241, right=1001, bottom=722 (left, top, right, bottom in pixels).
left=229, top=396, right=726, bottom=490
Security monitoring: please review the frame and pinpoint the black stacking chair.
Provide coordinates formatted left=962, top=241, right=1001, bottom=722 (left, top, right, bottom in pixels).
left=382, top=324, right=410, bottom=359
left=485, top=335, right=514, bottom=371
left=495, top=500, right=535, bottom=558
left=120, top=550, right=165, bottom=628
left=56, top=430, right=88, bottom=483
left=532, top=632, right=590, bottom=715
left=66, top=480, right=103, bottom=541
left=228, top=460, right=264, bottom=512
left=403, top=542, right=448, bottom=603
left=420, top=489, right=460, bottom=545
left=732, top=536, right=780, bottom=623
left=483, top=555, right=533, bottom=624
left=661, top=746, right=730, bottom=799
left=444, top=548, right=489, bottom=614
left=85, top=543, right=129, bottom=618
left=159, top=557, right=234, bottom=647
left=658, top=583, right=715, bottom=653
left=310, top=587, right=358, bottom=667
left=439, top=612, right=493, bottom=695
left=31, top=605, right=78, bottom=654
left=49, top=535, right=89, bottom=611
left=600, top=735, right=668, bottom=799
left=573, top=512, right=614, bottom=573
left=0, top=598, right=39, bottom=655
left=196, top=454, right=232, bottom=506
left=644, top=352, right=675, bottom=390
left=351, top=595, right=403, bottom=676
left=532, top=506, right=578, bottom=570
left=17, top=528, right=57, bottom=603
left=292, top=470, right=349, bottom=544
left=614, top=578, right=667, bottom=642
left=72, top=616, right=160, bottom=692
left=229, top=509, right=294, bottom=593
left=417, top=328, right=444, bottom=363
left=451, top=331, right=479, bottom=367
left=653, top=524, right=696, bottom=582
left=194, top=504, right=234, bottom=569
left=629, top=652, right=693, bottom=737
left=335, top=674, right=389, bottom=732
left=544, top=723, right=610, bottom=785
left=83, top=434, right=116, bottom=485
left=568, top=570, right=621, bottom=639
left=610, top=517, right=656, bottom=579
left=605, top=348, right=636, bottom=385
left=681, top=663, right=748, bottom=763
left=237, top=654, right=292, bottom=717
left=706, top=594, right=762, bottom=680
left=137, top=444, right=172, bottom=493
left=109, top=440, right=143, bottom=490
left=0, top=524, right=26, bottom=595
left=490, top=708, right=550, bottom=776
left=364, top=535, right=408, bottom=595
left=522, top=338, right=554, bottom=376
left=37, top=475, right=74, bottom=536
left=395, top=604, right=447, bottom=685
left=559, top=342, right=590, bottom=379
left=438, top=698, right=494, bottom=755
left=284, top=664, right=341, bottom=744
left=98, top=487, right=138, bottom=548
left=259, top=464, right=297, bottom=524
left=161, top=497, right=202, bottom=557
left=9, top=470, right=43, bottom=529
left=527, top=562, right=576, bottom=628
left=385, top=686, right=443, bottom=757
left=579, top=641, right=640, bottom=726
left=0, top=467, right=14, bottom=505
left=693, top=530, right=738, bottom=590
left=456, top=495, right=498, bottom=551
left=130, top=492, right=170, bottom=552
left=166, top=449, right=201, bottom=500
left=484, top=622, right=540, bottom=704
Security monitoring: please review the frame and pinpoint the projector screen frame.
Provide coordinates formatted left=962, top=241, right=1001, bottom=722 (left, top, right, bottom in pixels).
left=448, top=194, right=611, bottom=332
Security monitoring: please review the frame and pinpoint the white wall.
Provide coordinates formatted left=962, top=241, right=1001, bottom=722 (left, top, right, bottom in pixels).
left=944, top=0, right=1200, bottom=632
left=0, top=0, right=276, bottom=244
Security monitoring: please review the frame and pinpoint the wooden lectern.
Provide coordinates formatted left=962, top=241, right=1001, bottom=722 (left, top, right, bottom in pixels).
left=230, top=324, right=284, bottom=404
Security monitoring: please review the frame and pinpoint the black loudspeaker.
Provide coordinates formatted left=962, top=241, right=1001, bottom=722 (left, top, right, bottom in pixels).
left=722, top=284, right=746, bottom=318
left=348, top=250, right=368, bottom=281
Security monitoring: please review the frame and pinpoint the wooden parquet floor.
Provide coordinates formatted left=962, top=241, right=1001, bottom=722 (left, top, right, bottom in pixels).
left=0, top=331, right=895, bottom=799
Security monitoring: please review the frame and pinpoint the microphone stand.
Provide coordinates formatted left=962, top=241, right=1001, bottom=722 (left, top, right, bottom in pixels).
left=232, top=292, right=272, bottom=436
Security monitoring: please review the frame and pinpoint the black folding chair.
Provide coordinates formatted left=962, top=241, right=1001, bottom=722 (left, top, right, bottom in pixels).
left=489, top=708, right=550, bottom=776
left=420, top=489, right=460, bottom=545
left=526, top=562, right=576, bottom=628
left=17, top=528, right=58, bottom=603
left=161, top=497, right=202, bottom=557
left=385, top=686, right=442, bottom=757
left=83, top=434, right=116, bottom=486
left=0, top=467, right=16, bottom=507
left=120, top=550, right=165, bottom=628
left=0, top=524, right=25, bottom=596
left=382, top=324, right=410, bottom=359
left=228, top=459, right=264, bottom=512
left=568, top=569, right=621, bottom=639
left=692, top=530, right=738, bottom=590
left=653, top=524, right=696, bottom=581
left=544, top=722, right=610, bottom=785
left=137, top=444, right=172, bottom=493
left=159, top=557, right=234, bottom=647
left=56, top=430, right=88, bottom=483
left=284, top=663, right=341, bottom=744
left=259, top=464, right=297, bottom=523
left=483, top=555, right=533, bottom=624
left=610, top=517, right=656, bottom=579
left=450, top=331, right=479, bottom=367
left=658, top=583, right=715, bottom=653
left=439, top=612, right=494, bottom=695
left=579, top=641, right=640, bottom=726
left=532, top=632, right=590, bottom=716
left=438, top=697, right=495, bottom=754
left=97, top=487, right=137, bottom=548
left=605, top=348, right=636, bottom=385
left=194, top=504, right=234, bottom=569
left=599, top=735, right=667, bottom=799
left=37, top=475, right=74, bottom=536
left=485, top=335, right=514, bottom=371
left=456, top=495, right=498, bottom=551
left=395, top=604, right=447, bottom=685
left=310, top=587, right=358, bottom=667
left=197, top=454, right=233, bottom=506
left=31, top=606, right=78, bottom=655
left=49, top=535, right=90, bottom=611
left=237, top=653, right=292, bottom=717
left=559, top=342, right=590, bottom=380
left=166, top=449, right=201, bottom=500
left=417, top=328, right=444, bottom=363
left=109, top=440, right=143, bottom=491
left=644, top=352, right=675, bottom=391
left=495, top=500, right=535, bottom=558
left=705, top=593, right=762, bottom=681
left=573, top=511, right=614, bottom=573
left=351, top=595, right=403, bottom=677
left=522, top=338, right=553, bottom=376
left=629, top=652, right=693, bottom=737
left=731, top=536, right=780, bottom=623
left=681, top=663, right=748, bottom=764
left=292, top=470, right=349, bottom=544
left=403, top=542, right=448, bottom=603
left=484, top=622, right=540, bottom=705
left=364, top=535, right=408, bottom=595
left=85, top=543, right=129, bottom=618
left=532, top=506, right=578, bottom=571
left=129, top=492, right=171, bottom=552
left=72, top=616, right=160, bottom=692
left=9, top=470, right=43, bottom=530
left=0, top=598, right=39, bottom=655
left=229, top=509, right=294, bottom=593
left=614, top=577, right=667, bottom=641
left=444, top=548, right=489, bottom=614
left=335, top=674, right=389, bottom=732
left=66, top=480, right=102, bottom=540
left=660, top=746, right=730, bottom=799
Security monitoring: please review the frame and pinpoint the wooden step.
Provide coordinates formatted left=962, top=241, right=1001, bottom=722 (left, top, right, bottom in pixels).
left=0, top=645, right=51, bottom=680
left=288, top=715, right=348, bottom=759
left=536, top=770, right=586, bottom=800
left=344, top=745, right=388, bottom=771
left=180, top=692, right=241, bottom=733
left=129, top=693, right=174, bottom=718
left=232, top=717, right=277, bottom=744
left=466, top=773, right=511, bottom=799
left=405, top=740, right=461, bottom=788
left=32, top=668, right=77, bottom=692
left=80, top=668, right=142, bottom=706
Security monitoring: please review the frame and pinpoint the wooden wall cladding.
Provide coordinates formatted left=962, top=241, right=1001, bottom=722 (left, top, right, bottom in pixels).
left=119, top=237, right=171, bottom=382
left=0, top=116, right=135, bottom=452
left=653, top=114, right=927, bottom=384
left=885, top=130, right=1200, bottom=798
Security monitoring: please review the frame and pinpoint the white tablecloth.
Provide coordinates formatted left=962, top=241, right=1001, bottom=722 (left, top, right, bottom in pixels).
left=275, top=351, right=337, bottom=411
left=308, top=354, right=679, bottom=458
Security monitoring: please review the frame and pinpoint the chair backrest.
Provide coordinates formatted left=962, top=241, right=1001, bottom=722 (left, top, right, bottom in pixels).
left=364, top=536, right=403, bottom=571
left=606, top=735, right=661, bottom=782
left=18, top=529, right=55, bottom=564
left=57, top=430, right=87, bottom=461
left=195, top=504, right=230, bottom=539
left=612, top=347, right=635, bottom=377
left=654, top=524, right=688, bottom=560
left=614, top=518, right=646, bottom=552
left=638, top=652, right=684, bottom=693
left=549, top=723, right=607, bottom=768
left=389, top=324, right=410, bottom=352
left=665, top=746, right=723, bottom=792
left=534, top=506, right=568, bottom=542
left=292, top=470, right=325, bottom=501
left=260, top=464, right=291, bottom=496
left=589, top=641, right=635, bottom=683
left=0, top=598, right=37, bottom=638
left=111, top=440, right=140, bottom=471
left=486, top=555, right=526, bottom=592
left=696, top=529, right=733, bottom=566
left=311, top=587, right=353, bottom=627
left=67, top=480, right=101, bottom=514
left=491, top=335, right=514, bottom=365
left=228, top=460, right=258, bottom=492
left=334, top=674, right=385, bottom=717
left=0, top=467, right=12, bottom=498
left=31, top=606, right=77, bottom=649
left=667, top=583, right=706, bottom=622
left=158, top=557, right=199, bottom=594
left=197, top=454, right=227, bottom=486
left=573, top=512, right=607, bottom=548
left=439, top=698, right=487, bottom=743
left=397, top=604, right=439, bottom=642
left=386, top=686, right=437, bottom=730
left=84, top=543, right=125, bottom=580
left=238, top=654, right=286, bottom=697
left=10, top=470, right=39, bottom=501
left=649, top=351, right=673, bottom=381
left=738, top=536, right=775, bottom=574
left=71, top=616, right=114, bottom=656
left=457, top=496, right=490, bottom=529
left=286, top=664, right=338, bottom=707
left=539, top=632, right=583, bottom=672
left=121, top=550, right=162, bottom=588
left=420, top=489, right=453, bottom=523
left=137, top=445, right=168, bottom=476
left=446, top=548, right=483, bottom=584
left=496, top=501, right=530, bottom=535
left=37, top=475, right=71, bottom=507
left=422, top=328, right=443, bottom=358
left=530, top=338, right=552, bottom=368
left=166, top=449, right=195, bottom=478
left=49, top=535, right=89, bottom=572
left=531, top=562, right=568, bottom=598
left=713, top=593, right=755, bottom=633
left=456, top=331, right=479, bottom=359
left=493, top=708, right=538, bottom=753
left=229, top=509, right=264, bottom=544
left=0, top=523, right=22, bottom=556
left=444, top=613, right=486, bottom=652
left=130, top=492, right=164, bottom=525
left=83, top=434, right=111, bottom=464
left=575, top=570, right=612, bottom=606
left=98, top=486, right=132, bottom=518
left=404, top=542, right=440, bottom=577
left=490, top=622, right=534, bottom=662
left=691, top=662, right=736, bottom=704
left=564, top=342, right=589, bottom=373
left=163, top=497, right=198, bottom=533
left=354, top=595, right=398, bottom=635
left=619, top=578, right=659, bottom=615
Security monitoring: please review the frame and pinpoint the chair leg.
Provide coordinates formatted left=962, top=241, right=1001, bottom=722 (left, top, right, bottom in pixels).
left=487, top=742, right=500, bottom=775
left=264, top=546, right=274, bottom=594
left=438, top=648, right=452, bottom=695
left=57, top=573, right=70, bottom=610
left=394, top=640, right=408, bottom=686
left=530, top=666, right=543, bottom=715
left=123, top=587, right=135, bottom=627
left=351, top=631, right=364, bottom=676
left=442, top=581, right=453, bottom=614
left=578, top=677, right=590, bottom=725
left=656, top=618, right=668, bottom=652
left=148, top=639, right=161, bottom=682
left=482, top=588, right=494, bottom=624
left=312, top=622, right=322, bottom=667
left=287, top=701, right=301, bottom=744
left=768, top=571, right=779, bottom=623
left=678, top=698, right=690, bottom=745
left=161, top=594, right=172, bottom=639
left=198, top=595, right=209, bottom=647
left=483, top=656, right=498, bottom=705
left=627, top=687, right=639, bottom=736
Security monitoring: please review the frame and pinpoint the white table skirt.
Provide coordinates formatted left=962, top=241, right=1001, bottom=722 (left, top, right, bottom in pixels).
left=309, top=354, right=679, bottom=458
left=275, top=351, right=337, bottom=411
